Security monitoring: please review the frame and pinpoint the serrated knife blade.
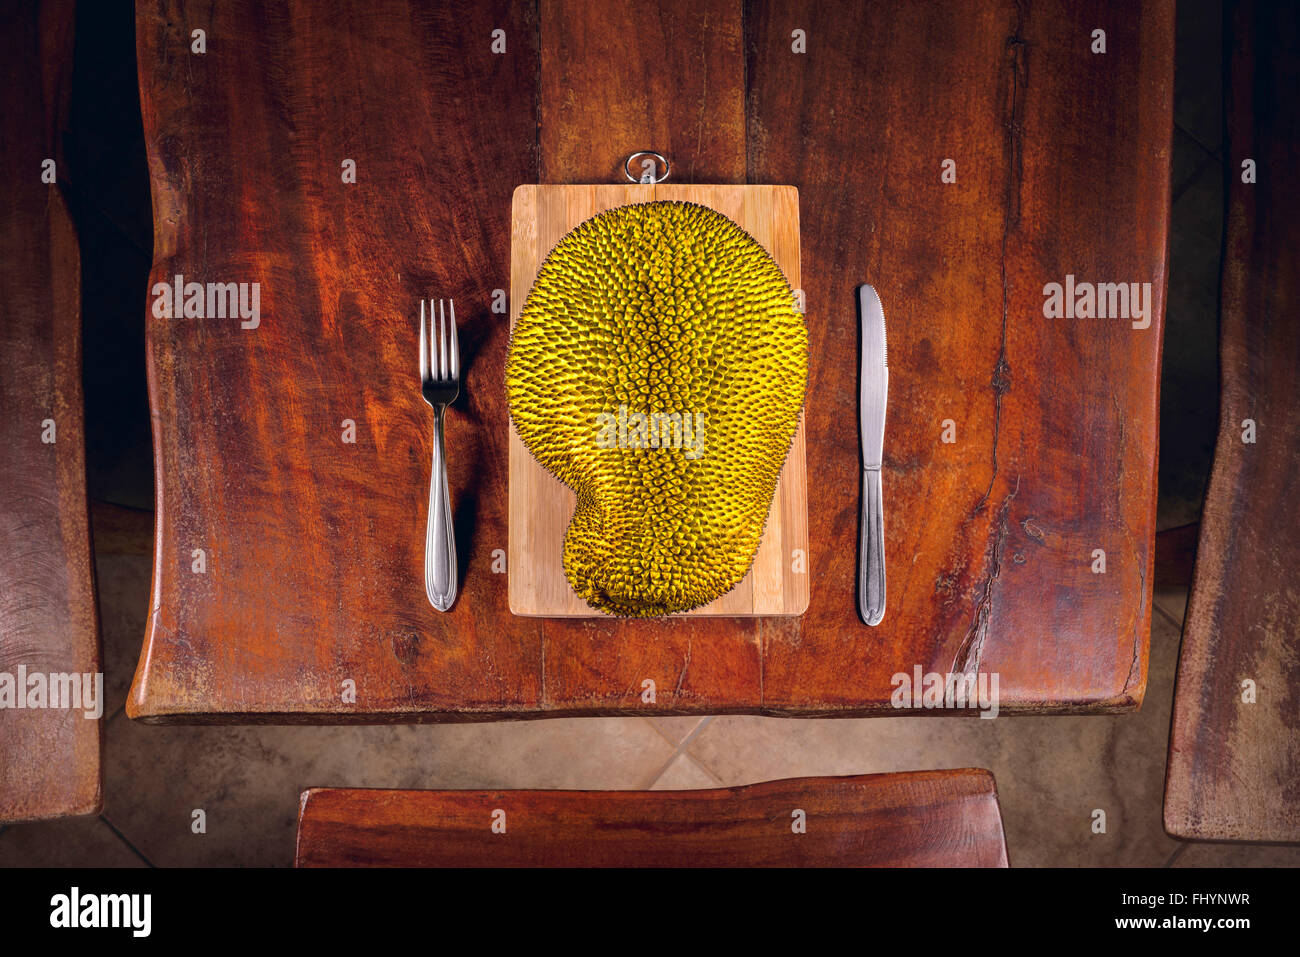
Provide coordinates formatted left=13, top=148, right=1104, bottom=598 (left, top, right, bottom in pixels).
left=857, top=284, right=888, bottom=626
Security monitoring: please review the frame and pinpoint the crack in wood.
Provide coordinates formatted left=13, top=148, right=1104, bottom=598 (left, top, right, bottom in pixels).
left=953, top=475, right=1021, bottom=677
left=974, top=6, right=1028, bottom=515
left=952, top=7, right=1030, bottom=680
left=1119, top=556, right=1146, bottom=698
left=674, top=639, right=692, bottom=698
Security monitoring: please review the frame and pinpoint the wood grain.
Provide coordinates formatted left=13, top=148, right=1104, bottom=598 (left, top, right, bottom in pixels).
left=0, top=0, right=103, bottom=821
left=128, top=0, right=544, bottom=721
left=534, top=11, right=763, bottom=713
left=130, top=0, right=1172, bottom=720
left=508, top=184, right=808, bottom=617
left=538, top=0, right=745, bottom=184
left=1163, top=0, right=1300, bottom=843
left=295, top=770, right=1009, bottom=867
left=747, top=0, right=1171, bottom=714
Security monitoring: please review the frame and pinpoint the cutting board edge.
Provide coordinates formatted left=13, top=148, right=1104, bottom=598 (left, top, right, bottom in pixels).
left=507, top=183, right=808, bottom=618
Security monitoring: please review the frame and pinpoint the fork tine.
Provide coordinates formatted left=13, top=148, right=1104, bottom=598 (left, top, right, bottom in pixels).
left=419, top=299, right=428, bottom=382
left=434, top=297, right=444, bottom=379
left=438, top=299, right=448, bottom=380
left=449, top=299, right=459, bottom=380
left=434, top=299, right=444, bottom=377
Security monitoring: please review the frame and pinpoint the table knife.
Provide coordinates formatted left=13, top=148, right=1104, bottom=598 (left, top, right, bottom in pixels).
left=857, top=284, right=888, bottom=626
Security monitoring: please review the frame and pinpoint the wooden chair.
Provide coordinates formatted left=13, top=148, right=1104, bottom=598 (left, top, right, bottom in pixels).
left=1164, top=0, right=1300, bottom=843
left=0, top=0, right=102, bottom=822
left=296, top=770, right=1009, bottom=867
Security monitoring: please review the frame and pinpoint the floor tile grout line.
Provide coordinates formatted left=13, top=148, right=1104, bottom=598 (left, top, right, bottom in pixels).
left=643, top=715, right=716, bottom=789
left=1172, top=150, right=1220, bottom=204
left=1152, top=600, right=1185, bottom=630
left=100, top=813, right=156, bottom=868
left=673, top=715, right=715, bottom=756
left=643, top=715, right=700, bottom=750
left=642, top=753, right=679, bottom=791
left=680, top=738, right=728, bottom=787
left=685, top=750, right=727, bottom=787
left=1171, top=147, right=1221, bottom=204
left=1173, top=119, right=1222, bottom=164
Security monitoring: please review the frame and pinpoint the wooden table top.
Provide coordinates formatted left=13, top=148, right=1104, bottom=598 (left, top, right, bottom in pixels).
left=295, top=770, right=1009, bottom=867
left=1164, top=0, right=1300, bottom=844
left=1, top=0, right=102, bottom=821
left=129, top=0, right=1172, bottom=722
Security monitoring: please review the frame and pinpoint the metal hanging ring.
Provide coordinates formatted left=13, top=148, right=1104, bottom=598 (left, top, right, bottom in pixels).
left=624, top=150, right=670, bottom=184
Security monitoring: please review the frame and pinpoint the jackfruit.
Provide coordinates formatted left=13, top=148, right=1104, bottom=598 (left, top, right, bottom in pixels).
left=507, top=200, right=807, bottom=616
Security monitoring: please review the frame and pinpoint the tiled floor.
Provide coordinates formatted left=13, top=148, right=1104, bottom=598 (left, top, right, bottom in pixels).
left=4, top=546, right=1299, bottom=867
left=6, top=0, right=1295, bottom=868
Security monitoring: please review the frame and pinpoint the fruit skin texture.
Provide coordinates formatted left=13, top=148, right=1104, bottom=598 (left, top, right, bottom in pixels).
left=507, top=200, right=807, bottom=616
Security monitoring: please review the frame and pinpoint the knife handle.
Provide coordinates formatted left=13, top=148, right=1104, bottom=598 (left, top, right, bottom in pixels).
left=858, top=467, right=886, bottom=626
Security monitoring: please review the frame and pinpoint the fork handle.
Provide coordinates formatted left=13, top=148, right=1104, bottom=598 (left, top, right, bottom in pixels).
left=425, top=406, right=457, bottom=611
left=857, top=467, right=886, bottom=626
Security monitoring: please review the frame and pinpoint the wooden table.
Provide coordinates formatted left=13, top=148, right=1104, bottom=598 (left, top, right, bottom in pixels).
left=129, top=0, right=1172, bottom=722
left=1, top=0, right=102, bottom=821
left=295, top=770, right=1009, bottom=867
left=1163, top=0, right=1300, bottom=844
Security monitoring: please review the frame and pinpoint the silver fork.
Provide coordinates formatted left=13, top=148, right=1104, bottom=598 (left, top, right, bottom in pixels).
left=420, top=298, right=459, bottom=611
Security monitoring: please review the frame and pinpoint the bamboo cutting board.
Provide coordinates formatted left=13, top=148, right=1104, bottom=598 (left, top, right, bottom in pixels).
left=507, top=184, right=809, bottom=617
